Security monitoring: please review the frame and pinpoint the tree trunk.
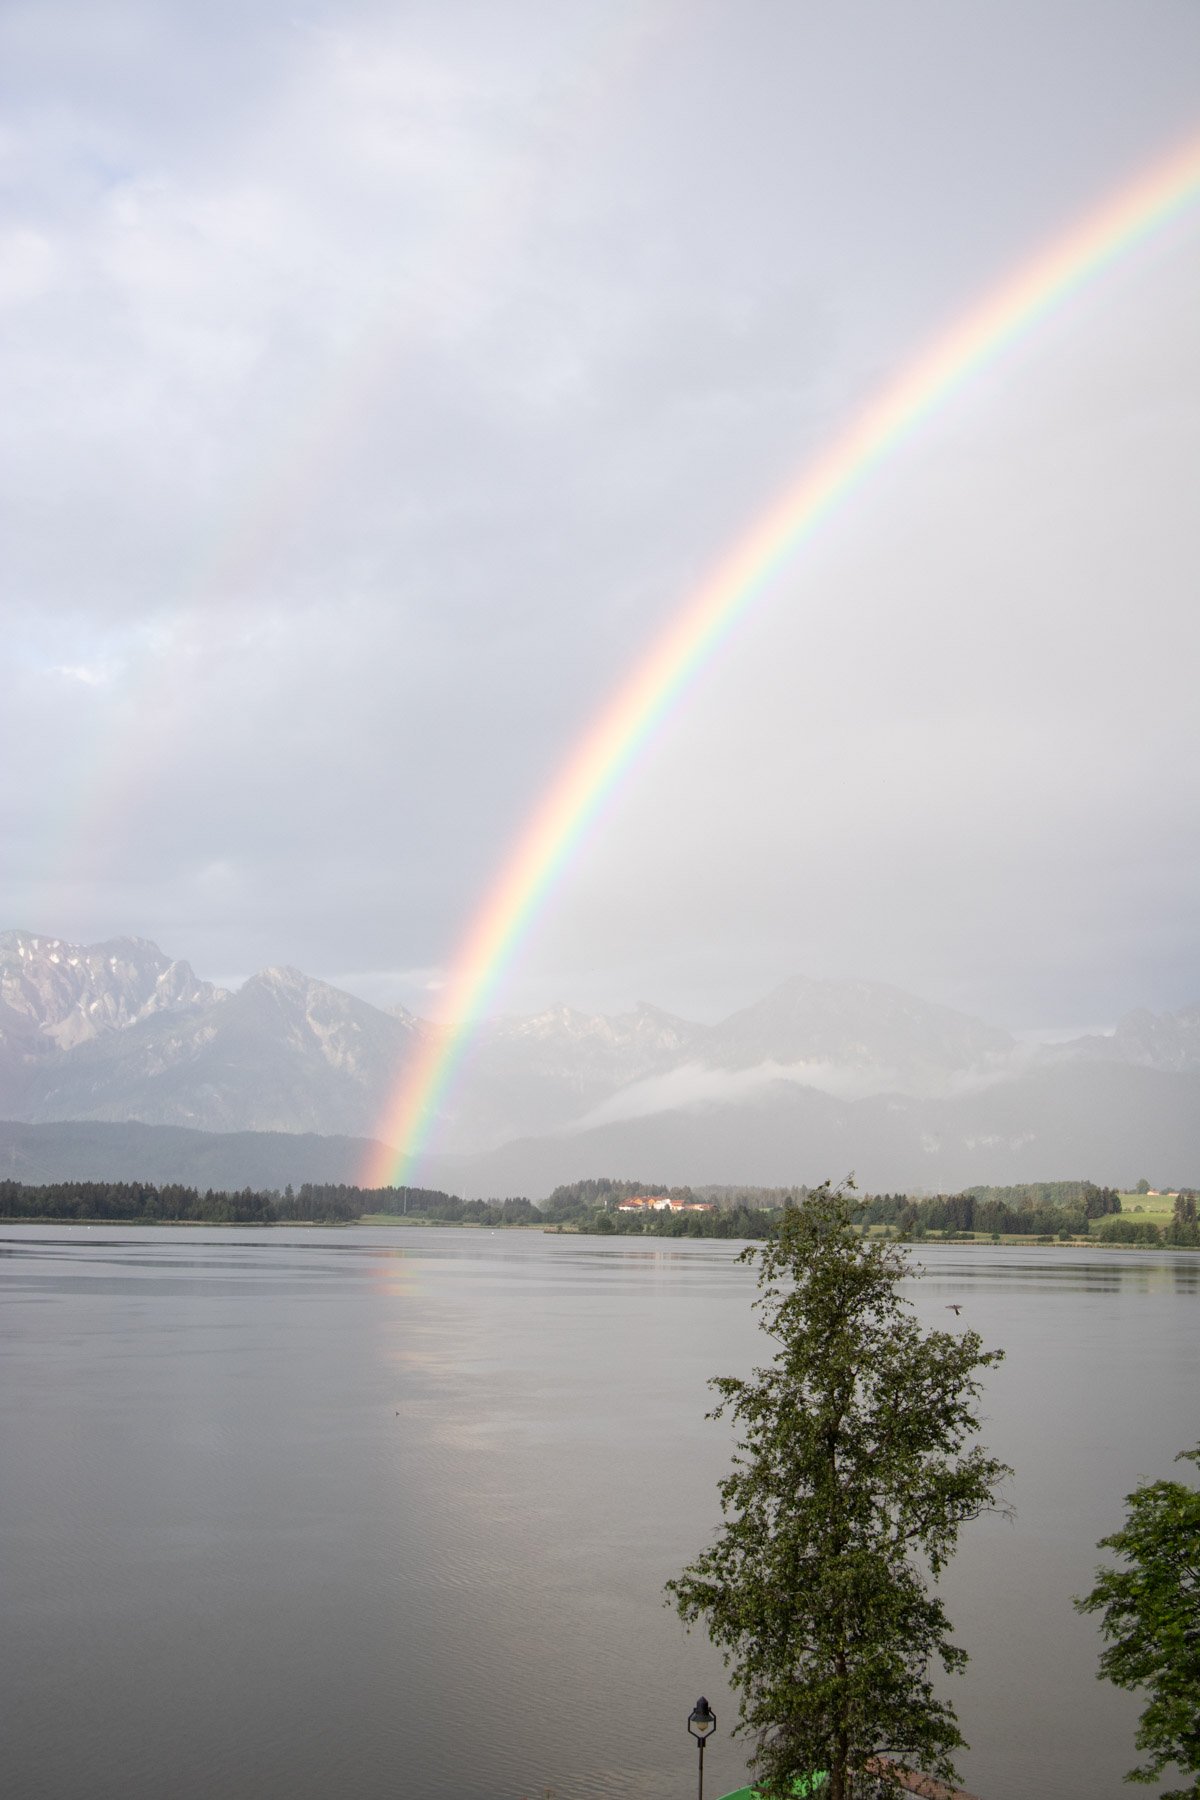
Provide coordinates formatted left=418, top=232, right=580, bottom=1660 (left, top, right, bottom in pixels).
left=831, top=1646, right=849, bottom=1800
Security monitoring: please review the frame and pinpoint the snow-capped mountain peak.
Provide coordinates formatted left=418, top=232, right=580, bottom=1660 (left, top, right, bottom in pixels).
left=0, top=930, right=225, bottom=1053
left=2, top=930, right=1198, bottom=1169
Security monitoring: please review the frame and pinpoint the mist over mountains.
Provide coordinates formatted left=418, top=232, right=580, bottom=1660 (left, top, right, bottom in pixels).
left=2, top=929, right=1198, bottom=1195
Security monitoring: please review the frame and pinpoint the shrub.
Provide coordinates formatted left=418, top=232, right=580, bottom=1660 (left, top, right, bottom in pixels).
left=1092, top=1216, right=1162, bottom=1245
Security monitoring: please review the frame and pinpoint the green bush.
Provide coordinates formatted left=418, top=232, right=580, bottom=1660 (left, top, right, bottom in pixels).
left=1092, top=1216, right=1162, bottom=1245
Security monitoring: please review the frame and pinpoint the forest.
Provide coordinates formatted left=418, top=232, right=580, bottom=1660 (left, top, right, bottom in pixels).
left=0, top=1176, right=1196, bottom=1243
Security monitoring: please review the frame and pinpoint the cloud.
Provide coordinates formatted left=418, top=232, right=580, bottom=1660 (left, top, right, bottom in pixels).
left=565, top=1056, right=1001, bottom=1132
left=2, top=1, right=1199, bottom=1030
left=0, top=225, right=55, bottom=304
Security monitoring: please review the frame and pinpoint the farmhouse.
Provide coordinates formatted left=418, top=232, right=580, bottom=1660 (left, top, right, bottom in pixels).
left=618, top=1195, right=712, bottom=1209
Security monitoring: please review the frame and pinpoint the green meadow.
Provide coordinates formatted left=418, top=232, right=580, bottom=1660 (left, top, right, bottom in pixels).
left=1118, top=1192, right=1177, bottom=1218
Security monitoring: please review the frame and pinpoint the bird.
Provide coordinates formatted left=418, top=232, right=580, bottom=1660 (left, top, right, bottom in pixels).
left=946, top=1304, right=962, bottom=1315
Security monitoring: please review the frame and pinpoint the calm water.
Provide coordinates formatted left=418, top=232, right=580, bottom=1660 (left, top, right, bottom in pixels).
left=1, top=1227, right=1197, bottom=1800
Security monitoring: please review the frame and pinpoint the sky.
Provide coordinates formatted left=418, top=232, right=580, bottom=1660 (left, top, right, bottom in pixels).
left=3, top=0, right=1199, bottom=1035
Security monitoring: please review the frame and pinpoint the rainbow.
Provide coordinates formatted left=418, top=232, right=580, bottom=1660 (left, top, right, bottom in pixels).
left=363, top=128, right=1200, bottom=1189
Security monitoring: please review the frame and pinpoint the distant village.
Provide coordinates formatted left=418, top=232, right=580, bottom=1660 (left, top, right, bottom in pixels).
left=615, top=1195, right=715, bottom=1215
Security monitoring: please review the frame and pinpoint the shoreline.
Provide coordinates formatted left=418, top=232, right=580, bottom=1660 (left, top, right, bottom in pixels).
left=0, top=1215, right=1195, bottom=1252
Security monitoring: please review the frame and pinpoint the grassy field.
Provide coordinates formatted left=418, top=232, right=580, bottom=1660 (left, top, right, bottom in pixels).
left=1118, top=1192, right=1177, bottom=1217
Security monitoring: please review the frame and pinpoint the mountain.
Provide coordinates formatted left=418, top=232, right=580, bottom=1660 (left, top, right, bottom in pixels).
left=4, top=1059, right=1197, bottom=1196
left=0, top=931, right=224, bottom=1121
left=1, top=929, right=1198, bottom=1192
left=0, top=1118, right=391, bottom=1191
left=0, top=931, right=222, bottom=1052
left=424, top=1062, right=1200, bottom=1198
left=693, top=975, right=1014, bottom=1095
left=454, top=1001, right=700, bottom=1145
left=1056, top=1002, right=1200, bottom=1075
left=0, top=934, right=427, bottom=1137
left=16, top=962, right=424, bottom=1138
left=0, top=932, right=700, bottom=1147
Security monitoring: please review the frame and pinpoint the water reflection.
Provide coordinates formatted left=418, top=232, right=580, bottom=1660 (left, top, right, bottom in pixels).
left=0, top=1225, right=1196, bottom=1800
left=908, top=1242, right=1200, bottom=1292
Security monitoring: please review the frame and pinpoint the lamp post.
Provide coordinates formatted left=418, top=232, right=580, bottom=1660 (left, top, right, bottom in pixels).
left=687, top=1696, right=717, bottom=1800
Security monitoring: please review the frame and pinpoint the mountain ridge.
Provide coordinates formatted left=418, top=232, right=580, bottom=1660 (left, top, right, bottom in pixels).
left=3, top=1060, right=1196, bottom=1198
left=1, top=931, right=1197, bottom=1185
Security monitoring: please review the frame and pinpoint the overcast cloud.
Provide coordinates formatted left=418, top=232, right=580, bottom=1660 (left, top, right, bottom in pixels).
left=2, top=0, right=1198, bottom=1032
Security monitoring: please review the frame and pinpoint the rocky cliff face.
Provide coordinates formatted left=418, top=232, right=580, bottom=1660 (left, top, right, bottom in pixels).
left=7, top=955, right=425, bottom=1138
left=0, top=931, right=224, bottom=1054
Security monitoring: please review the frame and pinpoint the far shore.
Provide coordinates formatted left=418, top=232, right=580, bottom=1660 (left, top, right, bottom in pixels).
left=0, top=1214, right=1195, bottom=1252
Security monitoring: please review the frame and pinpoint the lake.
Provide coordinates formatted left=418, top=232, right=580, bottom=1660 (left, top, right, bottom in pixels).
left=1, top=1226, right=1196, bottom=1800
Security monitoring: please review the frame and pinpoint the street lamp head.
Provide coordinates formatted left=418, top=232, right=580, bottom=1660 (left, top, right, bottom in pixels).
left=688, top=1696, right=717, bottom=1741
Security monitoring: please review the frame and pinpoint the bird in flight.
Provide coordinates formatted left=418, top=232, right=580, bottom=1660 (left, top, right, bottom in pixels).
left=946, top=1304, right=963, bottom=1315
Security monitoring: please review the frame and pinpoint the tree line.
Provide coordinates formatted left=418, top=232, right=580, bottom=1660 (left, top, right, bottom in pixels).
left=859, top=1183, right=1200, bottom=1244
left=2, top=1176, right=1197, bottom=1244
left=370, top=1186, right=540, bottom=1226
left=965, top=1179, right=1119, bottom=1209
left=542, top=1177, right=786, bottom=1238
left=859, top=1182, right=1121, bottom=1238
left=588, top=1203, right=780, bottom=1240
left=0, top=1179, right=281, bottom=1223
left=0, top=1175, right=787, bottom=1239
left=0, top=1179, right=537, bottom=1226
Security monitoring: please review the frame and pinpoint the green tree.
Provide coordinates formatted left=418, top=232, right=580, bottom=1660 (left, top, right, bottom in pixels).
left=1169, top=1193, right=1200, bottom=1247
left=1093, top=1217, right=1162, bottom=1245
left=666, top=1184, right=1009, bottom=1800
left=1075, top=1447, right=1200, bottom=1799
